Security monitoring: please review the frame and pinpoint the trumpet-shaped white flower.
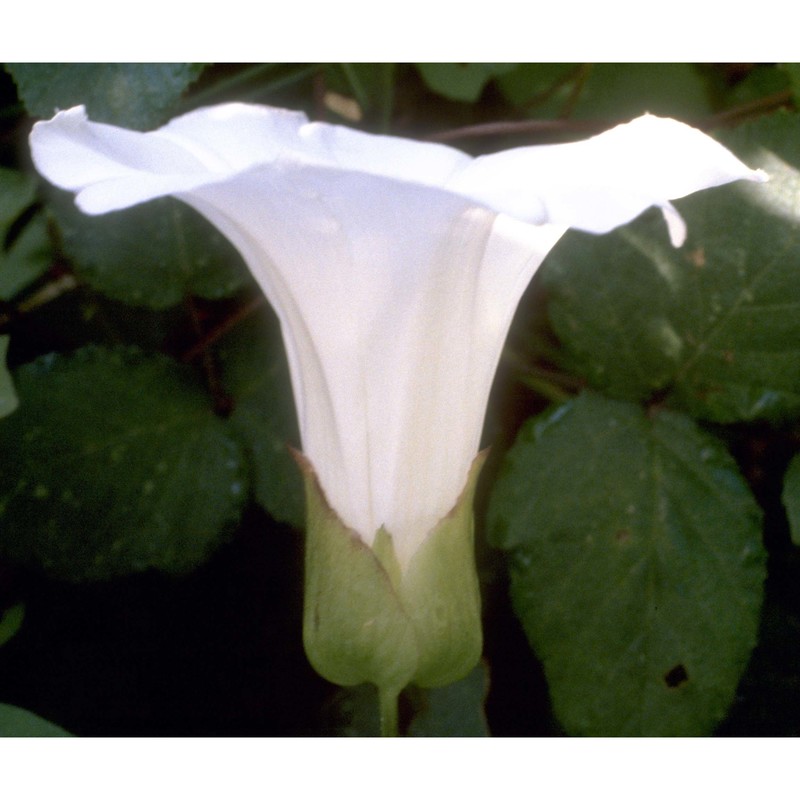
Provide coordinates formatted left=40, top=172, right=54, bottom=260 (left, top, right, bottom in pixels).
left=30, top=104, right=766, bottom=697
left=30, top=104, right=764, bottom=573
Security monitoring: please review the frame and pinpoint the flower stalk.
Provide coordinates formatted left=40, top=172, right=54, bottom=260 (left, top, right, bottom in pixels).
left=379, top=688, right=400, bottom=738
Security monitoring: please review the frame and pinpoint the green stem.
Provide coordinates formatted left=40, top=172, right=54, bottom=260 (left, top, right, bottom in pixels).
left=379, top=686, right=400, bottom=737
left=377, top=63, right=396, bottom=132
left=516, top=373, right=573, bottom=404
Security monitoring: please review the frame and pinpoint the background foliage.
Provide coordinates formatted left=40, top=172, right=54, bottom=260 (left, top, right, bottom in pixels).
left=0, top=62, right=798, bottom=736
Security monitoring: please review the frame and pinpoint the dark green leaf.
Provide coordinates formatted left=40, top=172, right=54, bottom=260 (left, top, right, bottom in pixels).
left=728, top=65, right=790, bottom=107
left=323, top=64, right=397, bottom=127
left=51, top=194, right=251, bottom=309
left=416, top=63, right=517, bottom=103
left=0, top=603, right=24, bottom=648
left=496, top=64, right=580, bottom=112
left=0, top=704, right=72, bottom=736
left=185, top=64, right=319, bottom=109
left=0, top=167, right=51, bottom=301
left=781, top=452, right=800, bottom=547
left=217, top=310, right=304, bottom=529
left=488, top=393, right=765, bottom=736
left=781, top=64, right=800, bottom=103
left=0, top=336, right=18, bottom=418
left=570, top=64, right=714, bottom=120
left=9, top=63, right=205, bottom=129
left=499, top=64, right=712, bottom=121
left=408, top=663, right=490, bottom=736
left=543, top=112, right=800, bottom=423
left=0, top=346, right=247, bottom=581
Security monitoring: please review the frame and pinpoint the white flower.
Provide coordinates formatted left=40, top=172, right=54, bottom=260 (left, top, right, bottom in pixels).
left=29, top=104, right=765, bottom=571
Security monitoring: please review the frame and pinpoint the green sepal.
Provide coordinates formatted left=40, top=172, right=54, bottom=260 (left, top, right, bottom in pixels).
left=297, top=450, right=485, bottom=694
left=400, top=450, right=485, bottom=687
left=297, top=451, right=418, bottom=692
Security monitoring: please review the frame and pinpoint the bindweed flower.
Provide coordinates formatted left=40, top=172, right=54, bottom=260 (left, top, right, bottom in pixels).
left=29, top=105, right=765, bottom=705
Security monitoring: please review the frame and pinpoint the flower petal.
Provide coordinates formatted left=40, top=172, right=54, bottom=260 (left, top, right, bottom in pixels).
left=29, top=104, right=473, bottom=216
left=31, top=107, right=764, bottom=243
left=28, top=106, right=211, bottom=212
left=447, top=114, right=767, bottom=239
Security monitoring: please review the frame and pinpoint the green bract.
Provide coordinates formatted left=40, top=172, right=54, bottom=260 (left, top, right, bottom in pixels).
left=300, top=451, right=485, bottom=694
